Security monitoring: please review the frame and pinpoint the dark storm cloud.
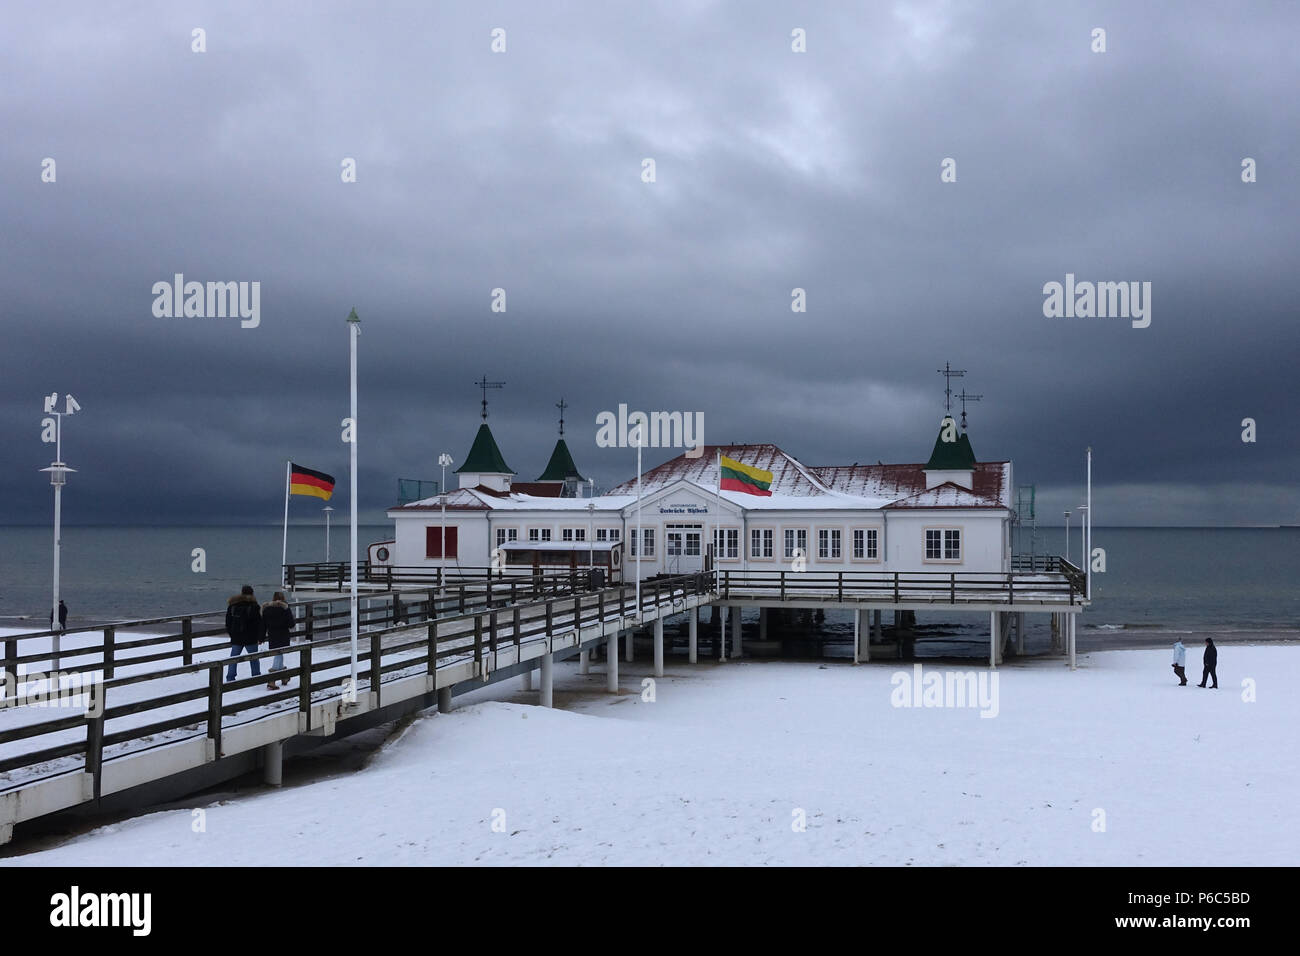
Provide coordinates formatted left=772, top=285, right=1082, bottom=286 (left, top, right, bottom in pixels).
left=2, top=0, right=1298, bottom=528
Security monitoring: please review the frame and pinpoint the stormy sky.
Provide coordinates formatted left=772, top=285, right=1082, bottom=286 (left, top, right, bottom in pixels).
left=2, top=0, right=1297, bottom=528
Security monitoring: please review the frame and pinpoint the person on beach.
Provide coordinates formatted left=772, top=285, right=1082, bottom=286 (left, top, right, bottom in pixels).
left=261, top=591, right=296, bottom=689
left=1171, top=639, right=1187, bottom=685
left=224, top=585, right=264, bottom=682
left=1198, top=637, right=1218, bottom=689
left=49, top=599, right=67, bottom=631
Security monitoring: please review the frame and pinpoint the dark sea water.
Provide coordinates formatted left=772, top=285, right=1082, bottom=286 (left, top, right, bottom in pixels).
left=1, top=526, right=1297, bottom=636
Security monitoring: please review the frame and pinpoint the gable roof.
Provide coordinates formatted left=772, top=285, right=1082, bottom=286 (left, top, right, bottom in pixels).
left=884, top=481, right=1005, bottom=509
left=456, top=424, right=514, bottom=475
left=537, top=439, right=585, bottom=482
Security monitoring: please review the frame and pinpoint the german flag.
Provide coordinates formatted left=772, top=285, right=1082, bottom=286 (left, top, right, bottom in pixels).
left=290, top=463, right=335, bottom=500
left=719, top=455, right=773, bottom=497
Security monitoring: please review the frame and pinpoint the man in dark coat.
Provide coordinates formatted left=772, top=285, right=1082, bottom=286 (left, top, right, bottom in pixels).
left=1198, top=637, right=1218, bottom=689
left=224, top=585, right=264, bottom=682
left=261, top=591, right=295, bottom=689
left=49, top=600, right=68, bottom=631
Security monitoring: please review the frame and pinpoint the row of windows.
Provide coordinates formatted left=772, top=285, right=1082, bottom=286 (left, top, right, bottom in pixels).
left=456, top=525, right=960, bottom=563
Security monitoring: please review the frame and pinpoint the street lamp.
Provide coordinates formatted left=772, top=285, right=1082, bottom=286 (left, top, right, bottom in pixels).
left=438, top=453, right=453, bottom=577
left=39, top=393, right=78, bottom=671
left=632, top=422, right=644, bottom=619
left=323, top=506, right=334, bottom=563
left=1063, top=510, right=1070, bottom=569
left=346, top=307, right=361, bottom=700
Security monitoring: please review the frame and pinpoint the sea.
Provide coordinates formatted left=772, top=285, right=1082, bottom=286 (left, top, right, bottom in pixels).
left=1, top=526, right=1297, bottom=646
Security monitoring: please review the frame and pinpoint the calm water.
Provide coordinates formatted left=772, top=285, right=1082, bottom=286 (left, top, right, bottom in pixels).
left=0, top=526, right=1297, bottom=633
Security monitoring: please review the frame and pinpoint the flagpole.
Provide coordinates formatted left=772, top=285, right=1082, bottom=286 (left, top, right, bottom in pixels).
left=281, top=461, right=291, bottom=588
left=347, top=308, right=361, bottom=699
left=634, top=422, right=642, bottom=621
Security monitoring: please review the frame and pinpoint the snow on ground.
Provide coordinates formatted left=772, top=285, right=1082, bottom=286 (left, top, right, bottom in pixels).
left=3, top=645, right=1293, bottom=866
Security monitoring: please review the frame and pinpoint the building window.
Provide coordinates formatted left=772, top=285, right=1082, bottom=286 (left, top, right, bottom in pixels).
left=713, top=528, right=739, bottom=559
left=631, top=528, right=655, bottom=557
left=609, top=529, right=620, bottom=542
left=750, top=528, right=773, bottom=559
left=426, top=526, right=458, bottom=559
left=925, top=528, right=961, bottom=561
left=817, top=528, right=842, bottom=559
left=495, top=528, right=518, bottom=548
left=853, top=528, right=879, bottom=560
left=783, top=528, right=807, bottom=560
left=528, top=528, right=552, bottom=543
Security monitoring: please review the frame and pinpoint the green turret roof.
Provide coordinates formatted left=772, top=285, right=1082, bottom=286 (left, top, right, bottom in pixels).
left=924, top=418, right=977, bottom=470
left=537, top=439, right=585, bottom=482
left=456, top=423, right=514, bottom=475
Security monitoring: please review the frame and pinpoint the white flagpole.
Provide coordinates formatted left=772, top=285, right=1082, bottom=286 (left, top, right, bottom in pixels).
left=634, top=422, right=642, bottom=620
left=281, top=461, right=291, bottom=588
left=347, top=309, right=361, bottom=697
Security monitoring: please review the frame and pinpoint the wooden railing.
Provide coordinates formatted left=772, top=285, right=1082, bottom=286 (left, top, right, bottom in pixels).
left=0, top=572, right=715, bottom=789
left=283, top=563, right=588, bottom=590
left=717, top=567, right=1084, bottom=605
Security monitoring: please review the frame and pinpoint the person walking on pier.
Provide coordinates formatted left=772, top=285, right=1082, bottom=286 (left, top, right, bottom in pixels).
left=225, top=585, right=265, bottom=682
left=261, top=591, right=296, bottom=689
left=1171, top=639, right=1187, bottom=685
left=1198, top=637, right=1218, bottom=689
left=49, top=599, right=67, bottom=631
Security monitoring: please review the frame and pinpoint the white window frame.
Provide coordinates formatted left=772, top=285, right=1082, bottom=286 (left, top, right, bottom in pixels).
left=496, top=527, right=519, bottom=549
left=783, top=527, right=808, bottom=561
left=750, top=527, right=774, bottom=560
left=924, top=526, right=962, bottom=563
left=713, top=527, right=740, bottom=561
left=631, top=528, right=655, bottom=557
left=851, top=527, right=880, bottom=563
left=815, top=527, right=842, bottom=560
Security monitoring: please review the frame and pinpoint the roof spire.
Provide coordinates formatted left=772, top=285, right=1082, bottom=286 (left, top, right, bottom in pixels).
left=556, top=398, right=568, bottom=437
left=474, top=374, right=505, bottom=422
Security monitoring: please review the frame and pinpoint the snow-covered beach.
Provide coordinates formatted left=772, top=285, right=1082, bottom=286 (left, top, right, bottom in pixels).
left=4, top=645, right=1292, bottom=867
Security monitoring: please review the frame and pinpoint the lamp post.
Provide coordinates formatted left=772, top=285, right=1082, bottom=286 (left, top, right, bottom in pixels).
left=438, top=453, right=453, bottom=575
left=1086, top=447, right=1093, bottom=601
left=323, top=506, right=334, bottom=563
left=39, top=398, right=77, bottom=671
left=346, top=308, right=361, bottom=698
left=1063, top=510, right=1070, bottom=569
left=633, top=422, right=643, bottom=620
left=587, top=501, right=595, bottom=573
left=1077, top=505, right=1090, bottom=575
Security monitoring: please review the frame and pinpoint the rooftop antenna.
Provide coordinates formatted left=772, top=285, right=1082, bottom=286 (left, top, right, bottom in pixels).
left=556, top=398, right=568, bottom=437
left=474, top=374, right=505, bottom=422
left=937, top=362, right=966, bottom=414
left=956, top=388, right=983, bottom=431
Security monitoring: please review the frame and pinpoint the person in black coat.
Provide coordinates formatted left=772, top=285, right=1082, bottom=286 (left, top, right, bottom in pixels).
left=224, top=585, right=264, bottom=682
left=261, top=591, right=296, bottom=689
left=1198, top=637, right=1218, bottom=689
left=49, top=600, right=68, bottom=631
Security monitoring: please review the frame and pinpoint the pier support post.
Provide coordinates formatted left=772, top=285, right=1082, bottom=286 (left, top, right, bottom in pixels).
left=263, top=741, right=283, bottom=787
left=873, top=609, right=881, bottom=642
left=1015, top=612, right=1025, bottom=655
left=855, top=608, right=870, bottom=662
left=989, top=611, right=1002, bottom=668
left=1068, top=613, right=1077, bottom=671
left=732, top=607, right=743, bottom=658
left=688, top=611, right=698, bottom=664
left=625, top=627, right=634, bottom=663
left=579, top=647, right=590, bottom=675
left=521, top=669, right=533, bottom=692
left=607, top=633, right=619, bottom=692
left=719, top=606, right=728, bottom=662
left=437, top=686, right=453, bottom=713
left=540, top=648, right=553, bottom=708
left=653, top=618, right=664, bottom=677
left=759, top=607, right=768, bottom=642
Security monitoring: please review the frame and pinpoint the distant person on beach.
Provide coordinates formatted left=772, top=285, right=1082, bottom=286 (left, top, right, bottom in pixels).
left=1198, top=637, right=1218, bottom=689
left=261, top=591, right=295, bottom=690
left=1171, top=639, right=1187, bottom=685
left=49, top=599, right=67, bottom=631
left=224, top=585, right=264, bottom=682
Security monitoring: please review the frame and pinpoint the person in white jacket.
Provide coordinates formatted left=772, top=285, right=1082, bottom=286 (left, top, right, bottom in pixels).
left=1171, top=640, right=1188, bottom=686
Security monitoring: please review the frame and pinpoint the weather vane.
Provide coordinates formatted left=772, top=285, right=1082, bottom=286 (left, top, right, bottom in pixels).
left=937, top=362, right=966, bottom=414
left=556, top=398, right=568, bottom=437
left=956, top=388, right=982, bottom=431
left=474, top=375, right=505, bottom=422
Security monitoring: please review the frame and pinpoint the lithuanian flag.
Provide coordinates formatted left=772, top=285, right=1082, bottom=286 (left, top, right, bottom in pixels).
left=290, top=463, right=335, bottom=500
left=719, top=455, right=773, bottom=497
